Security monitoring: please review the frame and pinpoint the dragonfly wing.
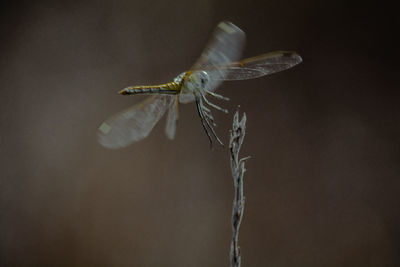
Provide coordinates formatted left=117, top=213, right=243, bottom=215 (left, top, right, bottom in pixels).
left=98, top=95, right=173, bottom=148
left=178, top=92, right=195, bottom=104
left=206, top=51, right=302, bottom=81
left=191, top=21, right=246, bottom=91
left=165, top=96, right=179, bottom=139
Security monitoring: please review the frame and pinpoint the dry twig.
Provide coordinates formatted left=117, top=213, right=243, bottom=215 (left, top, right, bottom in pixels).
left=229, top=110, right=250, bottom=267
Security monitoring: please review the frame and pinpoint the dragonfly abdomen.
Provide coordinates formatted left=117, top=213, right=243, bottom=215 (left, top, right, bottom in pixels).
left=119, top=82, right=180, bottom=95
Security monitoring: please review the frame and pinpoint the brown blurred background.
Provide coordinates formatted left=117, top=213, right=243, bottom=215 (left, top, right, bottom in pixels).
left=1, top=0, right=399, bottom=266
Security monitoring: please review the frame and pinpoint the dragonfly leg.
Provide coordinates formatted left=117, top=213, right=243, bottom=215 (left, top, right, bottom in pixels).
left=205, top=90, right=230, bottom=101
left=202, top=107, right=217, bottom=127
left=195, top=96, right=213, bottom=148
left=200, top=104, right=214, bottom=126
left=203, top=114, right=224, bottom=147
left=201, top=93, right=228, bottom=114
left=199, top=101, right=217, bottom=126
left=201, top=104, right=211, bottom=113
left=199, top=97, right=224, bottom=146
left=196, top=96, right=224, bottom=147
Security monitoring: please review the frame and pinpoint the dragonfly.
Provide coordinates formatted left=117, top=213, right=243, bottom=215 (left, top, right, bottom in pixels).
left=98, top=21, right=302, bottom=149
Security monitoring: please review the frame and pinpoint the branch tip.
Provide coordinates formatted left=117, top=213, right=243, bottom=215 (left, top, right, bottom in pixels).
left=229, top=110, right=249, bottom=267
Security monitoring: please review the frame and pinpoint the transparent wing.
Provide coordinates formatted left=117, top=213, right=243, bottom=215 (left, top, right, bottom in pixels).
left=178, top=91, right=195, bottom=104
left=191, top=21, right=245, bottom=71
left=205, top=51, right=302, bottom=81
left=179, top=21, right=245, bottom=104
left=165, top=96, right=179, bottom=140
left=98, top=95, right=173, bottom=148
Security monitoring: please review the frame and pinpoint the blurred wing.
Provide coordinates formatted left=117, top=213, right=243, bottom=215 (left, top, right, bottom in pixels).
left=165, top=96, right=179, bottom=140
left=206, top=51, right=303, bottom=81
left=179, top=21, right=245, bottom=104
left=191, top=21, right=245, bottom=88
left=98, top=95, right=173, bottom=148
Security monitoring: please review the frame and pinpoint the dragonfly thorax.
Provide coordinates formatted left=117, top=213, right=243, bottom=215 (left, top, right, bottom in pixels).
left=173, top=72, right=186, bottom=84
left=180, top=70, right=211, bottom=95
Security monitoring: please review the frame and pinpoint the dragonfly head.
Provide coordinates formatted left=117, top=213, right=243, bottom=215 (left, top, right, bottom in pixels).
left=197, top=71, right=210, bottom=90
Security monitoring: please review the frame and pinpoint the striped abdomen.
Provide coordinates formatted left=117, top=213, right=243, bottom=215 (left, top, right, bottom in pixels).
left=119, top=82, right=181, bottom=95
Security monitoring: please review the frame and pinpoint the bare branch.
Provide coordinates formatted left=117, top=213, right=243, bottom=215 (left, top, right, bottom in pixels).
left=229, top=110, right=249, bottom=267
